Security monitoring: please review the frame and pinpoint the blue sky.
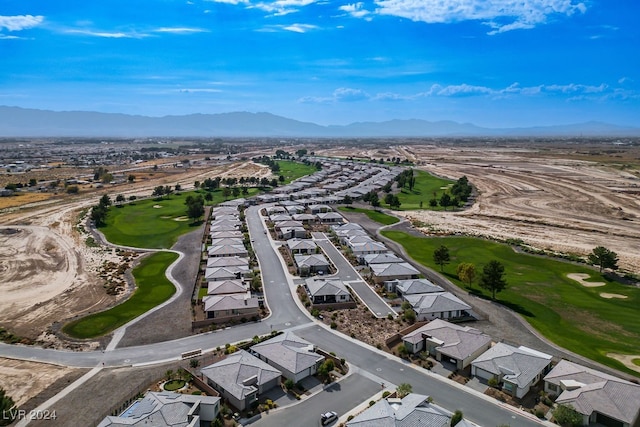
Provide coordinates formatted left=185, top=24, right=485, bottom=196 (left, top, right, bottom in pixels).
left=1, top=0, right=638, bottom=127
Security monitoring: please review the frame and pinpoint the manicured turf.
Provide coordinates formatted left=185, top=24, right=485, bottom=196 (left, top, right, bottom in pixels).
left=100, top=189, right=257, bottom=249
left=395, top=170, right=456, bottom=211
left=381, top=230, right=640, bottom=376
left=276, top=160, right=317, bottom=184
left=63, top=252, right=179, bottom=339
left=163, top=380, right=186, bottom=391
left=338, top=206, right=400, bottom=225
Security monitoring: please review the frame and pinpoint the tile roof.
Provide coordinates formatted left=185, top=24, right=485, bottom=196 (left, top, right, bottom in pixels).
left=346, top=394, right=452, bottom=427
left=545, top=360, right=640, bottom=425
left=201, top=350, right=281, bottom=401
left=402, top=319, right=491, bottom=360
left=472, top=343, right=552, bottom=388
left=207, top=280, right=248, bottom=295
left=203, top=294, right=259, bottom=312
left=393, top=279, right=443, bottom=295
left=294, top=253, right=330, bottom=267
left=250, top=332, right=324, bottom=376
left=370, top=262, right=419, bottom=277
left=305, top=278, right=350, bottom=297
left=97, top=391, right=220, bottom=427
left=404, top=292, right=471, bottom=315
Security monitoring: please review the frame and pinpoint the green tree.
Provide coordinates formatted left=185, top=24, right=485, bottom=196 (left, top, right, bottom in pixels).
left=66, top=185, right=79, bottom=194
left=433, top=245, right=450, bottom=272
left=284, top=379, right=295, bottom=390
left=222, top=187, right=231, bottom=199
left=204, top=192, right=213, bottom=202
left=91, top=204, right=108, bottom=227
left=456, top=263, right=476, bottom=288
left=396, top=383, right=412, bottom=398
left=115, top=194, right=125, bottom=206
left=480, top=260, right=508, bottom=300
left=166, top=369, right=173, bottom=380
left=128, top=174, right=135, bottom=183
left=343, top=195, right=353, bottom=205
left=439, top=193, right=452, bottom=211
left=152, top=185, right=165, bottom=198
left=403, top=309, right=416, bottom=324
left=384, top=193, right=394, bottom=207
left=0, top=386, right=16, bottom=426
left=450, top=410, right=463, bottom=426
left=587, top=246, right=618, bottom=273
left=552, top=404, right=583, bottom=427
left=186, top=195, right=205, bottom=223
left=318, top=359, right=335, bottom=382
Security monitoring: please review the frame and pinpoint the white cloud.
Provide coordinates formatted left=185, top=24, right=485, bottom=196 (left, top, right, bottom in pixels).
left=0, top=15, right=44, bottom=32
left=428, top=83, right=494, bottom=96
left=0, top=34, right=21, bottom=39
left=282, top=23, right=318, bottom=32
left=153, top=27, right=209, bottom=34
left=371, top=0, right=587, bottom=34
left=252, top=0, right=317, bottom=16
left=339, top=2, right=370, bottom=18
left=207, top=0, right=248, bottom=4
left=64, top=29, right=148, bottom=38
left=333, top=87, right=370, bottom=101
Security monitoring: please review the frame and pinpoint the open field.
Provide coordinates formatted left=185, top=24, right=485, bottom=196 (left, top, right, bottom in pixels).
left=338, top=206, right=400, bottom=225
left=382, top=230, right=640, bottom=376
left=394, top=169, right=455, bottom=210
left=63, top=251, right=179, bottom=339
left=275, top=160, right=317, bottom=183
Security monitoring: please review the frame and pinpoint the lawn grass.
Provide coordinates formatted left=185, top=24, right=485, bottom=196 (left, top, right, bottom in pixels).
left=163, top=380, right=186, bottom=391
left=338, top=206, right=400, bottom=225
left=381, top=230, right=640, bottom=376
left=275, top=160, right=317, bottom=184
left=394, top=170, right=455, bottom=211
left=101, top=189, right=258, bottom=249
left=63, top=251, right=179, bottom=339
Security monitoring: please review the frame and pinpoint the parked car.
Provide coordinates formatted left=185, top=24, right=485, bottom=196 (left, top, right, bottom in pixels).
left=320, top=411, right=338, bottom=426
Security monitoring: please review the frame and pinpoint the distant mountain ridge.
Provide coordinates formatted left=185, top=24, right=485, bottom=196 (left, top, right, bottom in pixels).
left=0, top=106, right=638, bottom=137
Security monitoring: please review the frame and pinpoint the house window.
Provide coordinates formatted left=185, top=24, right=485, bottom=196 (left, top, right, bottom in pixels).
left=503, top=382, right=514, bottom=392
left=547, top=383, right=558, bottom=392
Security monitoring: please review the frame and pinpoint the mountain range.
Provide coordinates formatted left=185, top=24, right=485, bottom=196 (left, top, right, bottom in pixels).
left=1, top=106, right=638, bottom=138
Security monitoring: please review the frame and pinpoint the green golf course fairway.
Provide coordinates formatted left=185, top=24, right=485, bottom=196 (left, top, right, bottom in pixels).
left=382, top=230, right=640, bottom=376
left=63, top=251, right=179, bottom=339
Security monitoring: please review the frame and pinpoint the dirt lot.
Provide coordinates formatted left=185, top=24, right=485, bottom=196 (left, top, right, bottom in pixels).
left=318, top=143, right=640, bottom=273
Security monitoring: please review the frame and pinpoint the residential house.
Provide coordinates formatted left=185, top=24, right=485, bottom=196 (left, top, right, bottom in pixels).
left=309, top=204, right=332, bottom=214
left=402, top=319, right=491, bottom=369
left=204, top=267, right=245, bottom=282
left=207, top=244, right=248, bottom=258
left=294, top=253, right=331, bottom=276
left=201, top=350, right=281, bottom=411
left=210, top=230, right=243, bottom=240
left=404, top=292, right=471, bottom=322
left=209, top=237, right=244, bottom=247
left=316, top=212, right=344, bottom=224
left=97, top=391, right=220, bottom=427
left=349, top=241, right=389, bottom=259
left=269, top=213, right=293, bottom=222
left=207, top=280, right=248, bottom=296
left=346, top=393, right=473, bottom=427
left=203, top=294, right=259, bottom=320
left=543, top=359, right=640, bottom=427
left=386, top=278, right=444, bottom=295
left=286, top=238, right=318, bottom=255
left=206, top=256, right=249, bottom=269
left=278, top=226, right=307, bottom=240
left=250, top=332, right=325, bottom=383
left=292, top=213, right=316, bottom=224
left=362, top=253, right=404, bottom=266
left=471, top=343, right=553, bottom=399
left=304, top=278, right=352, bottom=304
left=370, top=262, right=420, bottom=284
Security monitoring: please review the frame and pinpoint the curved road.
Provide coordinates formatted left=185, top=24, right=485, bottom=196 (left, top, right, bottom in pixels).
left=0, top=204, right=548, bottom=427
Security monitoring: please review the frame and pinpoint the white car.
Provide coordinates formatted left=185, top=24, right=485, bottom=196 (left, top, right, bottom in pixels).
left=320, top=411, right=338, bottom=426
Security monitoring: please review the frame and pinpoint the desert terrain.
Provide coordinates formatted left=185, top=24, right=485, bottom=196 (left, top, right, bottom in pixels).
left=1, top=140, right=639, bottom=410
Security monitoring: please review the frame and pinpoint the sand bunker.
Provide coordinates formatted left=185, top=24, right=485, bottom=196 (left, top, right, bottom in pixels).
left=173, top=216, right=189, bottom=222
left=600, top=293, right=628, bottom=299
left=607, top=353, right=640, bottom=374
left=153, top=205, right=163, bottom=208
left=567, top=273, right=606, bottom=287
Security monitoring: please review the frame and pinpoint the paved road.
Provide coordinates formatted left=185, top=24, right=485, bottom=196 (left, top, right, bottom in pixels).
left=252, top=373, right=378, bottom=427
left=294, top=324, right=546, bottom=427
left=311, top=232, right=395, bottom=318
left=0, top=203, right=549, bottom=426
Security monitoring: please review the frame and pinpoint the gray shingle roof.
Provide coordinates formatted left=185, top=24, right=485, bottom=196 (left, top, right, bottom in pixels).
left=394, top=279, right=443, bottom=295
left=370, top=262, right=419, bottom=277
left=250, top=332, right=324, bottom=376
left=545, top=360, right=640, bottom=425
left=207, top=280, right=247, bottom=295
left=472, top=343, right=552, bottom=388
left=404, top=292, right=471, bottom=315
left=203, top=294, right=259, bottom=312
left=97, top=392, right=220, bottom=427
left=402, top=319, right=491, bottom=360
left=305, top=278, right=350, bottom=298
left=346, top=394, right=451, bottom=427
left=201, top=350, right=281, bottom=401
left=295, top=253, right=330, bottom=267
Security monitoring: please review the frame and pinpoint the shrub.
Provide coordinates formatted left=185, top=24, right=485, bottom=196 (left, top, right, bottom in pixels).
left=382, top=391, right=391, bottom=398
left=284, top=379, right=295, bottom=390
left=330, top=322, right=337, bottom=329
left=369, top=400, right=376, bottom=407
left=488, top=377, right=499, bottom=388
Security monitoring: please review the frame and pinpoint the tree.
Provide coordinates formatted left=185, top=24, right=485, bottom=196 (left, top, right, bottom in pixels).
left=204, top=192, right=213, bottom=202
left=99, top=194, right=112, bottom=208
left=194, top=180, right=200, bottom=189
left=318, top=359, right=335, bottom=382
left=396, top=383, right=412, bottom=398
left=166, top=369, right=173, bottom=380
left=480, top=260, right=507, bottom=300
left=0, top=386, right=15, bottom=426
left=429, top=198, right=438, bottom=207
left=115, top=194, right=125, bottom=206
left=384, top=193, right=394, bottom=207
left=450, top=410, right=463, bottom=426
left=552, top=404, right=583, bottom=427
left=433, top=245, right=450, bottom=272
left=175, top=183, right=182, bottom=192
left=439, top=193, right=452, bottom=211
left=403, top=309, right=416, bottom=324
left=128, top=174, right=135, bottom=183
left=222, top=187, right=231, bottom=199
left=186, top=195, right=205, bottom=223
left=152, top=185, right=165, bottom=198
left=66, top=185, right=79, bottom=194
left=91, top=204, right=108, bottom=226
left=587, top=246, right=618, bottom=273
left=343, top=195, right=353, bottom=205
left=456, top=263, right=476, bottom=288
